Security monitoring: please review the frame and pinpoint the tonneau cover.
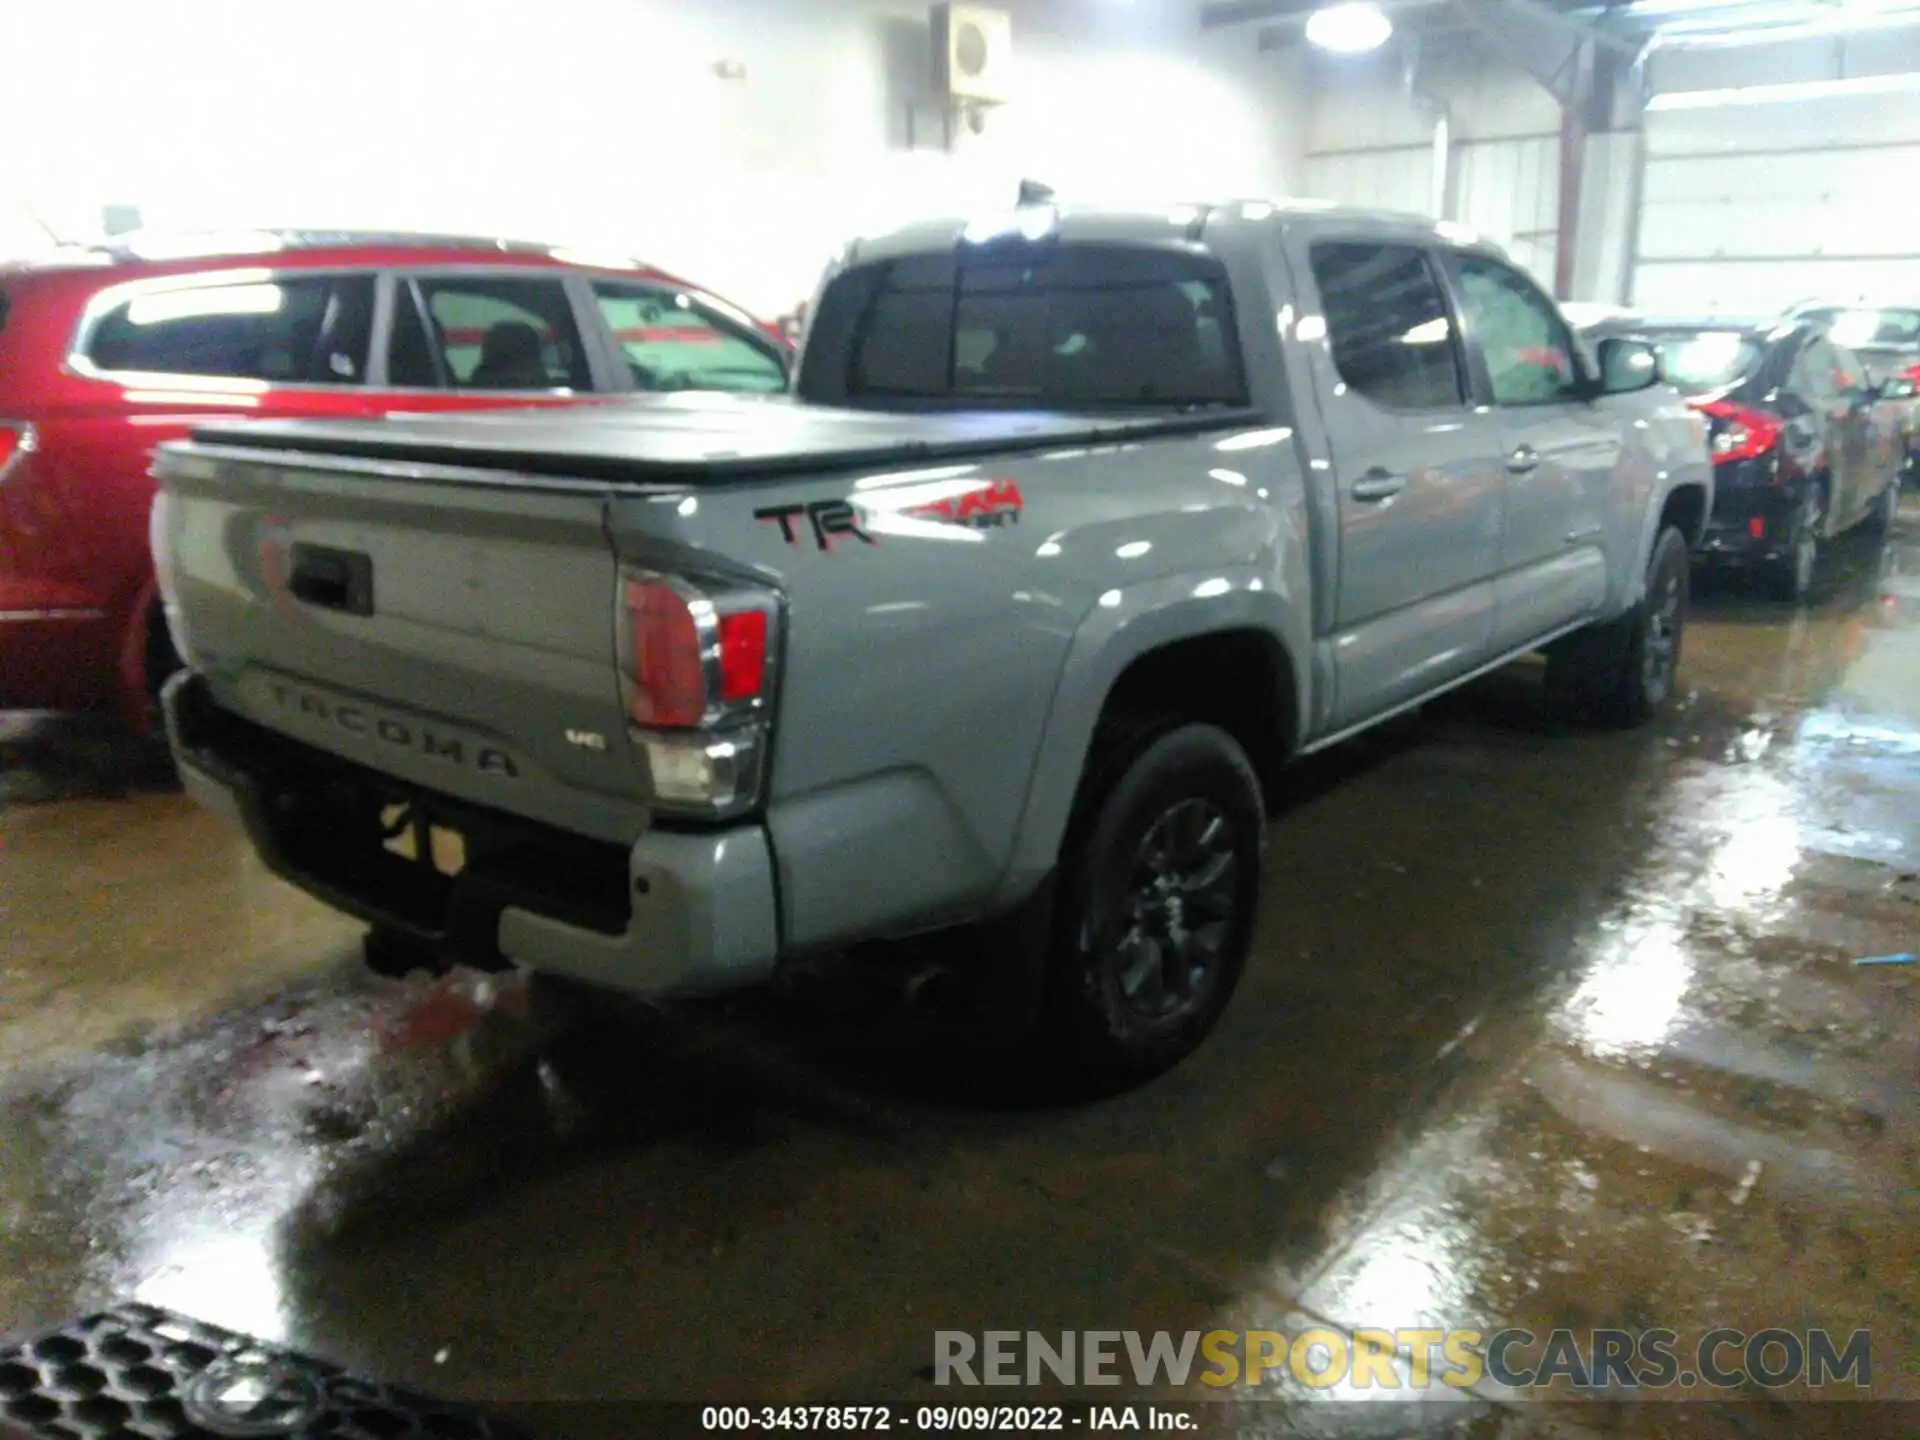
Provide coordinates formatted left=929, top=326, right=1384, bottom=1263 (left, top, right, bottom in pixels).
left=182, top=392, right=1258, bottom=487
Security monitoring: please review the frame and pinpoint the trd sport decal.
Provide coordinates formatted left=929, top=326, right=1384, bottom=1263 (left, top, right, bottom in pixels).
left=754, top=480, right=1026, bottom=551
left=905, top=478, right=1025, bottom=530
left=754, top=499, right=875, bottom=550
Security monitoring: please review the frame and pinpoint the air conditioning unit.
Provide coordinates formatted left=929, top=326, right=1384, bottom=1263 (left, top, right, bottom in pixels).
left=933, top=3, right=1013, bottom=106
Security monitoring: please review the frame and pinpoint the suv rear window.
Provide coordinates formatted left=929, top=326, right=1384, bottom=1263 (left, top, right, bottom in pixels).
left=834, top=246, right=1246, bottom=410
left=84, top=274, right=374, bottom=383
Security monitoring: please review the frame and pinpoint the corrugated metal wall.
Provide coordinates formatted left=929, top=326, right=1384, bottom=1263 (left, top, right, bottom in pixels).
left=1635, top=89, right=1920, bottom=314
left=1299, top=53, right=1562, bottom=287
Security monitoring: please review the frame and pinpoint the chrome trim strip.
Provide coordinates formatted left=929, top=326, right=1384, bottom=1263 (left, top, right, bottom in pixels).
left=0, top=607, right=106, bottom=621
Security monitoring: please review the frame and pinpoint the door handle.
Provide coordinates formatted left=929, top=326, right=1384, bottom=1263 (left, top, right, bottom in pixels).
left=1350, top=469, right=1407, bottom=502
left=1506, top=446, right=1540, bottom=474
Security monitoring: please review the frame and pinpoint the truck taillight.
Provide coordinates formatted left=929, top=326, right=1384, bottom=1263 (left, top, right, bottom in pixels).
left=620, top=571, right=781, bottom=821
left=717, top=610, right=769, bottom=702
left=627, top=579, right=706, bottom=728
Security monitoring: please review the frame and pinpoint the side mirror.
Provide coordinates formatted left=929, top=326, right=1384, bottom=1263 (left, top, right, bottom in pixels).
left=1596, top=336, right=1660, bottom=395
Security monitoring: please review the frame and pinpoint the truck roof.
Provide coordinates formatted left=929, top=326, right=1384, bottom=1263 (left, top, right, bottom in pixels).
left=844, top=198, right=1499, bottom=265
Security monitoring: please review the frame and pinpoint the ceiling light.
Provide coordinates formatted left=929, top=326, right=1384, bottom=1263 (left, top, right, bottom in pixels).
left=1305, top=2, right=1393, bottom=53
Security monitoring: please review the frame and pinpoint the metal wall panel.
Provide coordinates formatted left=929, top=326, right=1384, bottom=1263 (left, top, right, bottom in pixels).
left=1301, top=147, right=1435, bottom=211
left=1634, top=89, right=1920, bottom=314
left=1301, top=136, right=1561, bottom=288
left=1455, top=136, right=1561, bottom=284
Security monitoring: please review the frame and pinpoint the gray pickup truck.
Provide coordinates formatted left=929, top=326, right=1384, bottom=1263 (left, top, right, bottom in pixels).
left=153, top=199, right=1712, bottom=1090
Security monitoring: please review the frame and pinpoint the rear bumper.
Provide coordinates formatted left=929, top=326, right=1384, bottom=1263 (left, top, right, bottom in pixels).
left=1697, top=478, right=1800, bottom=567
left=162, top=671, right=779, bottom=999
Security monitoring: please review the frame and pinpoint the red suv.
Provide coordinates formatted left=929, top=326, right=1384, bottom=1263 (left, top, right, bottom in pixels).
left=0, top=230, right=791, bottom=732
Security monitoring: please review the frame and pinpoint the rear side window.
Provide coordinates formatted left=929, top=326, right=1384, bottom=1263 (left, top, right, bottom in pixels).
left=404, top=276, right=589, bottom=390
left=85, top=275, right=375, bottom=383
left=1310, top=243, right=1464, bottom=411
left=591, top=282, right=786, bottom=394
left=842, top=246, right=1246, bottom=409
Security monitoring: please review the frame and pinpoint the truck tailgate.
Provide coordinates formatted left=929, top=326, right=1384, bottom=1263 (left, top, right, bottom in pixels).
left=154, top=443, right=647, bottom=844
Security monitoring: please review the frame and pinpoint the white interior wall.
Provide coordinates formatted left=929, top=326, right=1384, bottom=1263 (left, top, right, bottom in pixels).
left=0, top=0, right=1309, bottom=318
left=1634, top=32, right=1920, bottom=314
left=1300, top=47, right=1563, bottom=285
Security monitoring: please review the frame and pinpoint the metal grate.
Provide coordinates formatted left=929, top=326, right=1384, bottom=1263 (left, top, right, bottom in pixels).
left=0, top=1305, right=521, bottom=1440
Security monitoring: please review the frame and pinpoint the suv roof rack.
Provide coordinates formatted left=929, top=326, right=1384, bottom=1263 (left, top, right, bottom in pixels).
left=94, top=228, right=562, bottom=263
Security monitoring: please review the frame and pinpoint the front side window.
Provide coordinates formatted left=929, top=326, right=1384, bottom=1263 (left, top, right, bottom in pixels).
left=843, top=246, right=1246, bottom=410
left=1309, top=242, right=1464, bottom=411
left=86, top=274, right=375, bottom=383
left=592, top=283, right=786, bottom=394
left=398, top=275, right=588, bottom=390
left=1792, top=337, right=1843, bottom=408
left=1829, top=344, right=1870, bottom=402
left=1453, top=257, right=1582, bottom=406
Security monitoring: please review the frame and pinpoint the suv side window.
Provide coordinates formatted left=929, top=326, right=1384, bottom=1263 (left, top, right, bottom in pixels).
left=591, top=282, right=786, bottom=394
left=1829, top=343, right=1870, bottom=404
left=1453, top=256, right=1582, bottom=406
left=1309, top=242, right=1464, bottom=411
left=399, top=275, right=589, bottom=390
left=85, top=274, right=375, bottom=384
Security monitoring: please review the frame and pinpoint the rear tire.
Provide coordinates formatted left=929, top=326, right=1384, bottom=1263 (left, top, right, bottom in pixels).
left=1040, top=721, right=1264, bottom=1095
left=1870, top=479, right=1901, bottom=535
left=1545, top=525, right=1688, bottom=729
left=1768, top=488, right=1822, bottom=602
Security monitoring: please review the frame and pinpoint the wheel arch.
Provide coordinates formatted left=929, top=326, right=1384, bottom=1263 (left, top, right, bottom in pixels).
left=993, top=574, right=1307, bottom=907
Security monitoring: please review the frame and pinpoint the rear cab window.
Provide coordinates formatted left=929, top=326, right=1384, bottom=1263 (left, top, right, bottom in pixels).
left=813, top=245, right=1248, bottom=411
left=81, top=274, right=375, bottom=383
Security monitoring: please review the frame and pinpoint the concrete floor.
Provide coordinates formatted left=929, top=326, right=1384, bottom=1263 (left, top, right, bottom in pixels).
left=3, top=516, right=1919, bottom=1438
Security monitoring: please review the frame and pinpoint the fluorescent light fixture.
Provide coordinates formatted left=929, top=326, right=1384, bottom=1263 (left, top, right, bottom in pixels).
left=1646, top=70, right=1920, bottom=109
left=1305, top=2, right=1392, bottom=53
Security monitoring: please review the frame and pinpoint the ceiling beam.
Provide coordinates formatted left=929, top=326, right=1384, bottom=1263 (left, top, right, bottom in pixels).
left=1200, top=0, right=1308, bottom=29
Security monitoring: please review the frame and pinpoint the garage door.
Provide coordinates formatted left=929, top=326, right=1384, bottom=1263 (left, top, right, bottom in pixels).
left=1633, top=88, right=1920, bottom=315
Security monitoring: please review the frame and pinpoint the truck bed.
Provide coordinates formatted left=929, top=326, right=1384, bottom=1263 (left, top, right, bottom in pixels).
left=187, top=392, right=1261, bottom=488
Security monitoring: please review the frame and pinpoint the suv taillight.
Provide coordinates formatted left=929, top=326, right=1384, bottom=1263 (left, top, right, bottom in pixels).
left=619, top=572, right=781, bottom=821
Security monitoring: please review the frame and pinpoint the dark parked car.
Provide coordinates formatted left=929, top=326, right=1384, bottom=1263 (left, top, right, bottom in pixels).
left=1591, top=316, right=1904, bottom=599
left=0, top=230, right=791, bottom=733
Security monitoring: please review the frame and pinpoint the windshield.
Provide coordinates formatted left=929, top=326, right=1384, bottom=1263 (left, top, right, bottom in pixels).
left=1799, top=307, right=1920, bottom=348
left=1650, top=331, right=1761, bottom=396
